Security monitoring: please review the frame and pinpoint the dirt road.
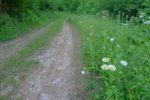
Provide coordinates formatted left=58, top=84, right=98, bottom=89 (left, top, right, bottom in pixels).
left=0, top=23, right=53, bottom=63
left=12, top=23, right=86, bottom=100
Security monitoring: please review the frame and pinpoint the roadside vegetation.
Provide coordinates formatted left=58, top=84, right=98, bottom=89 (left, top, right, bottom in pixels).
left=69, top=14, right=150, bottom=99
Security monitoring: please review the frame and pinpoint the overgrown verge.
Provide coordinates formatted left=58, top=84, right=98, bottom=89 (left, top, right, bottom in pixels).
left=0, top=11, right=57, bottom=42
left=0, top=17, right=64, bottom=99
left=69, top=14, right=150, bottom=100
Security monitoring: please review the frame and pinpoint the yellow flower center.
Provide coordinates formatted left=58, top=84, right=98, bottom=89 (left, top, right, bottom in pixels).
left=110, top=67, right=113, bottom=71
left=103, top=66, right=108, bottom=70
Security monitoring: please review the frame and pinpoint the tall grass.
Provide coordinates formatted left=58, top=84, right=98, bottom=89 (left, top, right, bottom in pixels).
left=0, top=11, right=57, bottom=42
left=69, top=15, right=150, bottom=100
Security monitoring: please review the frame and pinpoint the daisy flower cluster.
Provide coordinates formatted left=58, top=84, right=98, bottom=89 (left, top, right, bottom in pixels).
left=101, top=57, right=116, bottom=71
left=101, top=57, right=128, bottom=71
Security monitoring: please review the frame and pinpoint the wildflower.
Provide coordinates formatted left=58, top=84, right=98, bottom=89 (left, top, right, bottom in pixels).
left=81, top=71, right=85, bottom=75
left=102, top=57, right=110, bottom=63
left=89, top=33, right=93, bottom=36
left=110, top=38, right=115, bottom=42
left=117, top=44, right=120, bottom=48
left=108, top=64, right=116, bottom=71
left=144, top=21, right=150, bottom=25
left=120, top=60, right=128, bottom=66
left=101, top=64, right=109, bottom=70
left=122, top=23, right=127, bottom=26
left=139, top=15, right=143, bottom=18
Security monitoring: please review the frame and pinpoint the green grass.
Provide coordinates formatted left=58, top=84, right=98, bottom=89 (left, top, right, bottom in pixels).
left=69, top=14, right=150, bottom=100
left=0, top=11, right=57, bottom=42
left=0, top=17, right=64, bottom=99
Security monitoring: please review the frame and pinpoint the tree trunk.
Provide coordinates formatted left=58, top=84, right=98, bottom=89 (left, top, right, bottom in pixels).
left=0, top=0, right=1, bottom=12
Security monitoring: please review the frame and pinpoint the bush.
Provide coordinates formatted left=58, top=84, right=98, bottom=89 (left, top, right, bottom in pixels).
left=0, top=11, right=54, bottom=42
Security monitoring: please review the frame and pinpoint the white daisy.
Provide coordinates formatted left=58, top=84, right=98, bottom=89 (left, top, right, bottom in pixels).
left=123, top=23, right=128, bottom=26
left=110, top=38, right=115, bottom=42
left=120, top=60, right=128, bottom=66
left=139, top=15, right=143, bottom=18
left=144, top=21, right=150, bottom=24
left=89, top=33, right=93, bottom=36
left=108, top=64, right=116, bottom=71
left=101, top=64, right=109, bottom=71
left=81, top=71, right=85, bottom=75
left=102, top=57, right=110, bottom=63
left=117, top=44, right=120, bottom=48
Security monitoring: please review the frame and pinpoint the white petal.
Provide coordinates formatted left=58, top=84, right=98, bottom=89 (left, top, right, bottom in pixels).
left=101, top=64, right=109, bottom=70
left=102, top=57, right=110, bottom=62
left=108, top=64, right=116, bottom=71
left=120, top=60, right=128, bottom=66
left=81, top=71, right=85, bottom=75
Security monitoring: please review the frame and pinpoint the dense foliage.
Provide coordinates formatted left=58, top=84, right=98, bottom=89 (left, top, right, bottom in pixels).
left=0, top=0, right=149, bottom=27
left=1, top=0, right=149, bottom=17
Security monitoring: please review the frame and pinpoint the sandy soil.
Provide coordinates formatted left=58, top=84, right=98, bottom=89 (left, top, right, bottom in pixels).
left=12, top=23, right=86, bottom=100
